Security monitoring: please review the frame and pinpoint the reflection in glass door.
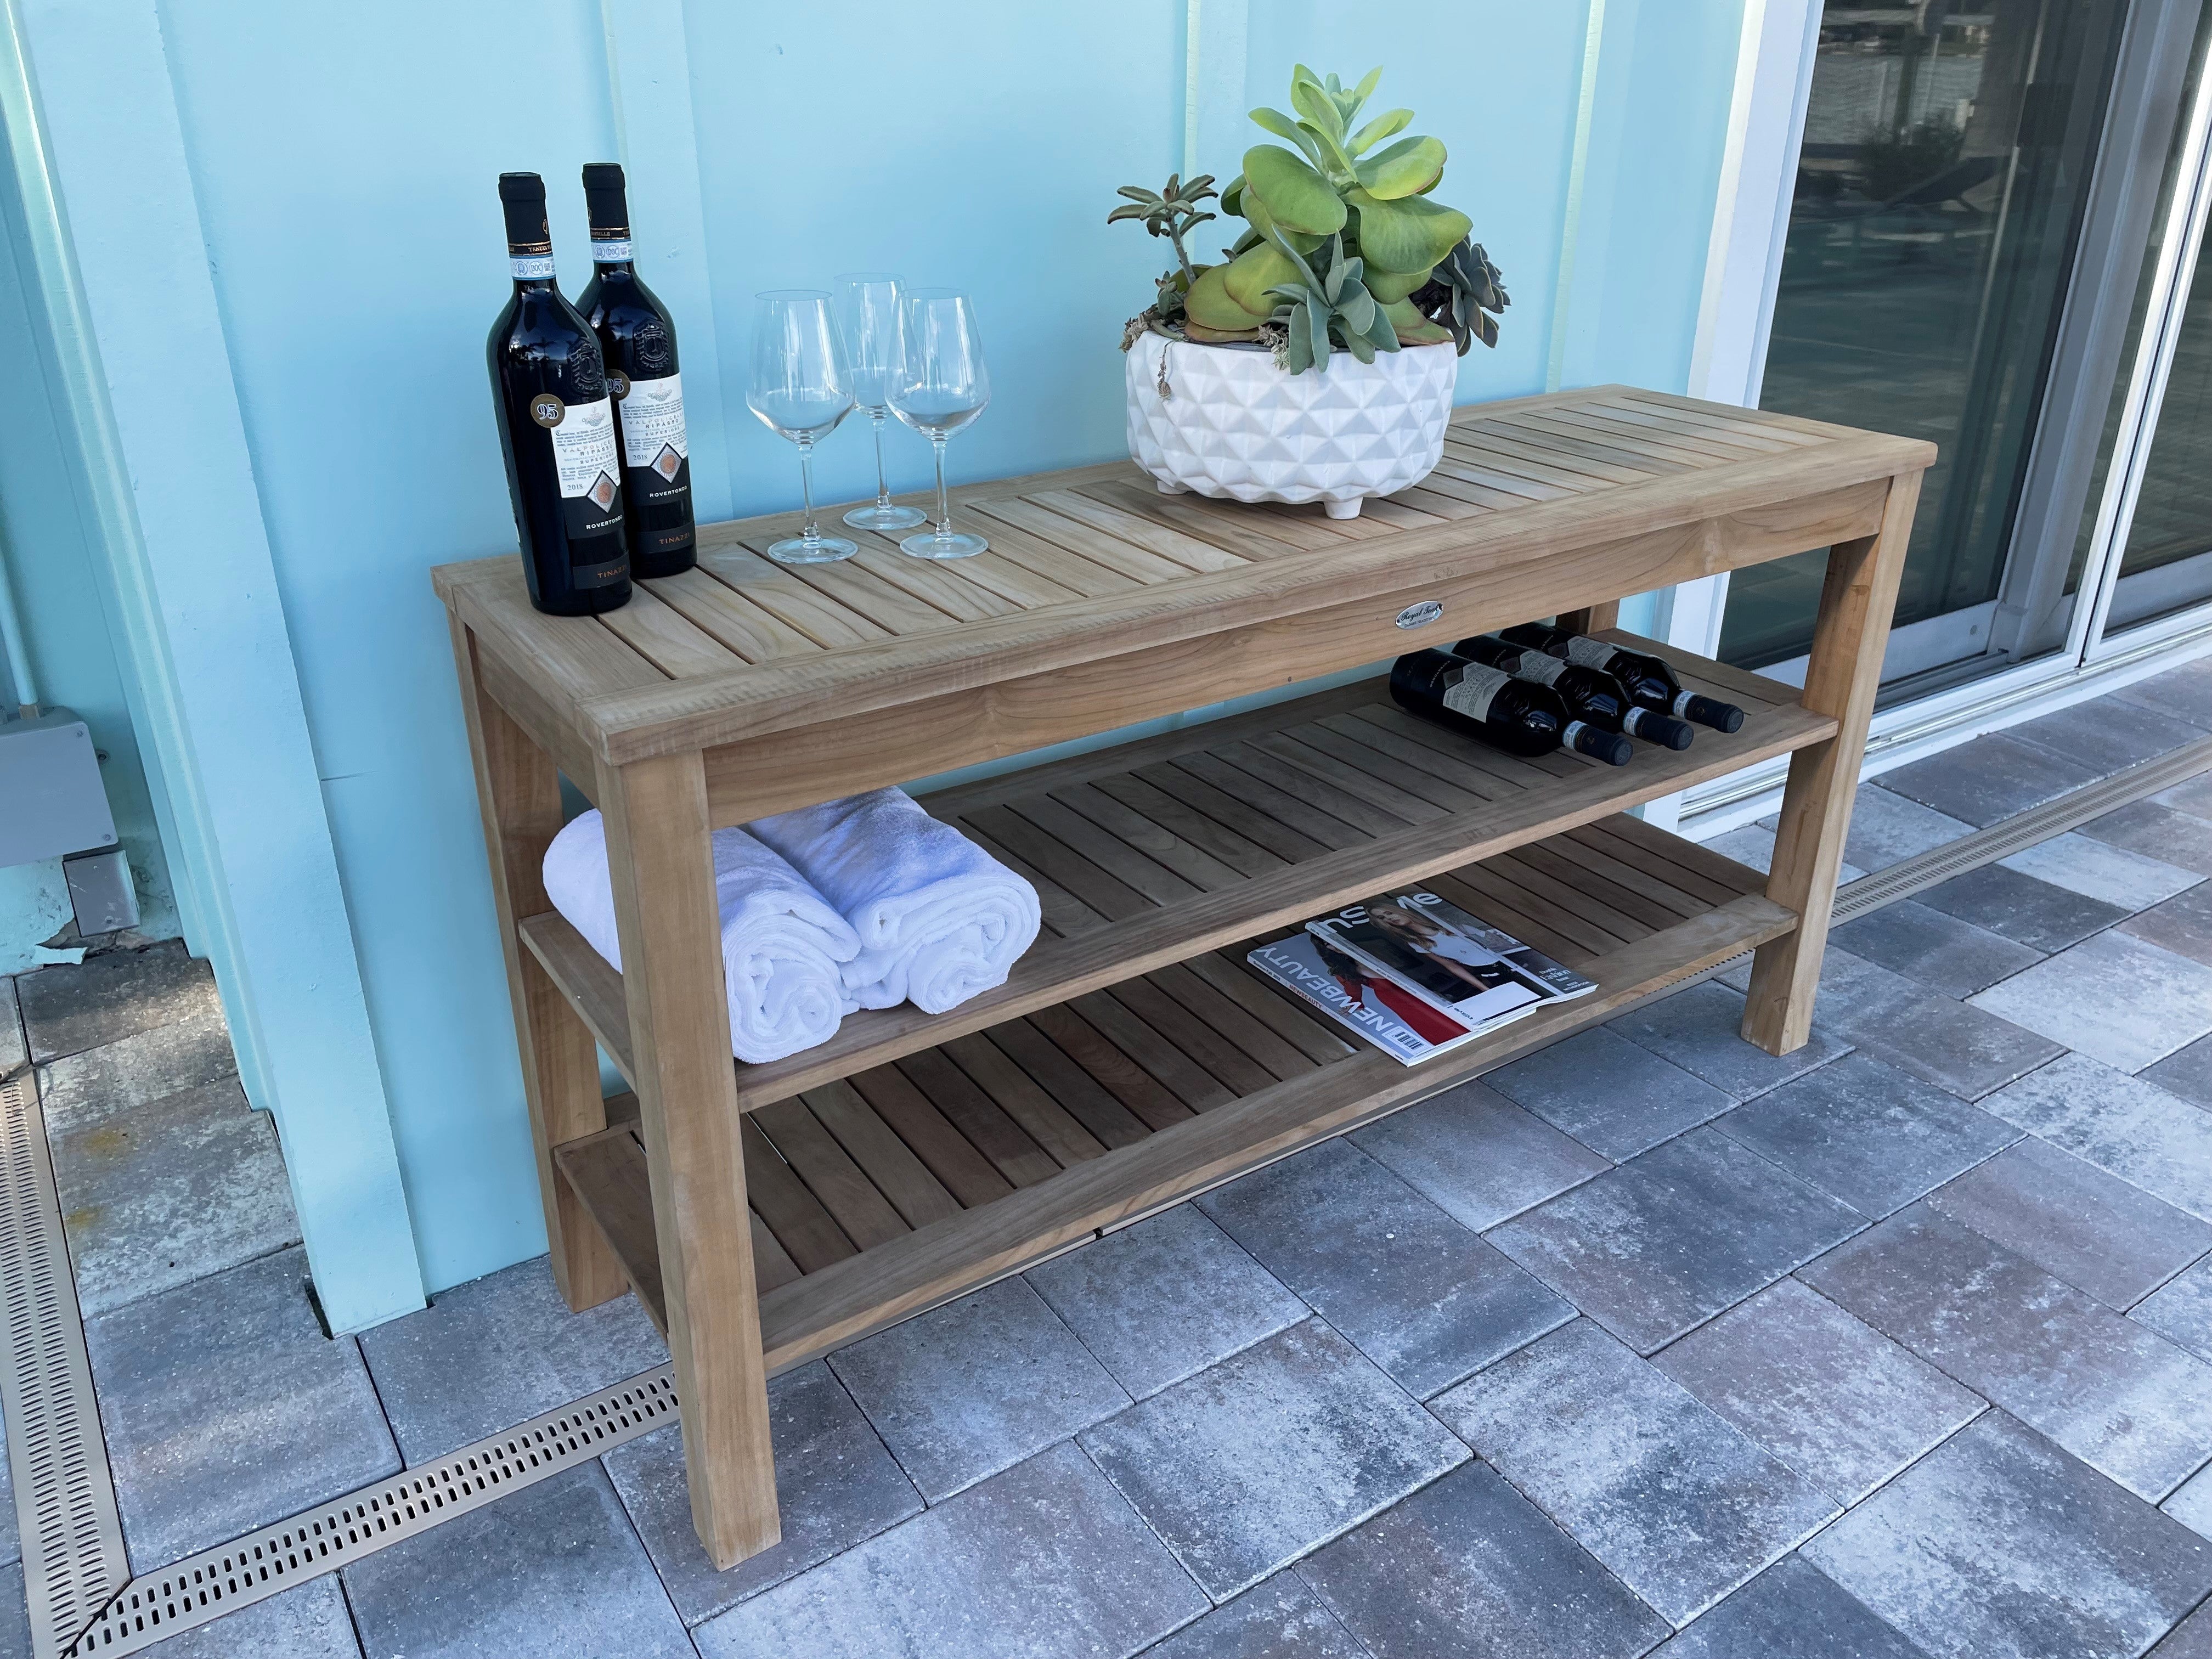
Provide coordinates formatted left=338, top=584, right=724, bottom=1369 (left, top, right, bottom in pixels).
left=1719, top=0, right=2132, bottom=680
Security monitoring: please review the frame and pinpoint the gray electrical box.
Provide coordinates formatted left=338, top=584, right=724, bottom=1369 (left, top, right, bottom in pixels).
left=0, top=708, right=117, bottom=868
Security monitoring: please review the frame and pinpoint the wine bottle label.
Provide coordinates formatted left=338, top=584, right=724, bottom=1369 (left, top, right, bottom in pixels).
left=616, top=373, right=687, bottom=474
left=1623, top=707, right=1651, bottom=736
left=1512, top=652, right=1567, bottom=687
left=510, top=254, right=556, bottom=280
left=1441, top=663, right=1509, bottom=723
left=1563, top=635, right=1616, bottom=669
left=544, top=396, right=622, bottom=514
left=1563, top=720, right=1592, bottom=745
left=590, top=237, right=635, bottom=262
left=1671, top=690, right=1696, bottom=717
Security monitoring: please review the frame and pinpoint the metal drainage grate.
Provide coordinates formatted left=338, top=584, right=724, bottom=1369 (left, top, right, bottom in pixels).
left=0, top=1069, right=129, bottom=1659
left=64, top=1365, right=679, bottom=1656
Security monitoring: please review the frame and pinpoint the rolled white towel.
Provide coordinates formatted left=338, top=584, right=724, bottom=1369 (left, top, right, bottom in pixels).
left=542, top=810, right=862, bottom=1063
left=748, top=787, right=1042, bottom=1015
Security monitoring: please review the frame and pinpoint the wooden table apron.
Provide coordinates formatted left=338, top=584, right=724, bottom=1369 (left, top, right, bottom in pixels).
left=436, top=384, right=1931, bottom=1569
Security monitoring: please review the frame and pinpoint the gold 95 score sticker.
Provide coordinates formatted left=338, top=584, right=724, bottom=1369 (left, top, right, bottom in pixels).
left=529, top=393, right=566, bottom=428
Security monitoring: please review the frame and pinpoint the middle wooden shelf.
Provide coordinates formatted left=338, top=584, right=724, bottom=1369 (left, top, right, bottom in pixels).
left=516, top=629, right=1828, bottom=1109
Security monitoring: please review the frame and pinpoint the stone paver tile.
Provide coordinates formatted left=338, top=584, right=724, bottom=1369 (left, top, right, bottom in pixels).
left=1198, top=1140, right=1573, bottom=1397
left=86, top=1248, right=398, bottom=1570
left=1971, top=932, right=2212, bottom=1075
left=1876, top=732, right=2104, bottom=828
left=1028, top=1205, right=1305, bottom=1400
left=1489, top=1127, right=1866, bottom=1354
left=1080, top=1319, right=1468, bottom=1601
left=1351, top=1078, right=1609, bottom=1232
left=1713, top=1052, right=2018, bottom=1218
left=2116, top=656, right=2212, bottom=727
left=2145, top=1034, right=2212, bottom=1109
left=2154, top=1601, right=2212, bottom=1659
left=1803, top=1206, right=2212, bottom=1501
left=152, top=1575, right=360, bottom=1658
left=358, top=1255, right=665, bottom=1464
left=1706, top=824, right=1865, bottom=885
left=0, top=978, right=22, bottom=1077
left=1143, top=1574, right=1371, bottom=1659
left=2084, top=799, right=2212, bottom=878
left=1842, top=991, right=2067, bottom=1103
left=2169, top=1464, right=2212, bottom=1540
left=1923, top=1137, right=2212, bottom=1309
left=2136, top=1259, right=2212, bottom=1364
left=15, top=940, right=218, bottom=1065
left=0, top=1565, right=26, bottom=1659
left=52, top=1076, right=298, bottom=1318
left=1483, top=1026, right=1734, bottom=1160
left=2123, top=883, right=2212, bottom=968
left=344, top=1463, right=687, bottom=1658
left=828, top=1275, right=1127, bottom=1502
left=1830, top=901, right=2045, bottom=998
left=33, top=1006, right=235, bottom=1123
left=693, top=1441, right=1207, bottom=1659
left=605, top=1362, right=921, bottom=1626
left=1608, top=981, right=1852, bottom=1101
left=1997, top=832, right=2203, bottom=913
left=1985, top=1052, right=2212, bottom=1219
left=1300, top=1461, right=1669, bottom=1659
left=1847, top=783, right=1977, bottom=871
left=1804, top=1411, right=2212, bottom=1659
left=1653, top=1277, right=1984, bottom=1506
left=1717, top=945, right=1923, bottom=1028
left=2154, top=771, right=2212, bottom=819
left=2008, top=697, right=2208, bottom=774
left=1916, top=862, right=2133, bottom=953
left=1652, top=1554, right=1934, bottom=1659
left=1432, top=1319, right=1838, bottom=1628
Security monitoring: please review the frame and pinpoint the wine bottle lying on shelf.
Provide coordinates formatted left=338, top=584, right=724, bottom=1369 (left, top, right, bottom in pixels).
left=1390, top=650, right=1633, bottom=766
left=1451, top=634, right=1694, bottom=752
left=1497, top=624, right=1746, bottom=733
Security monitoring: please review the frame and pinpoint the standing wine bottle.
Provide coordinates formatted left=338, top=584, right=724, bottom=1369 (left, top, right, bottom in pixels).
left=1391, top=650, right=1632, bottom=765
left=488, top=173, right=630, bottom=616
left=575, top=163, right=696, bottom=578
left=1497, top=624, right=1746, bottom=733
left=1453, top=635, right=1695, bottom=751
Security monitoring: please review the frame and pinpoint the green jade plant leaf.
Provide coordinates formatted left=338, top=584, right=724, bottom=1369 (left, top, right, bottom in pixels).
left=1113, top=64, right=1506, bottom=371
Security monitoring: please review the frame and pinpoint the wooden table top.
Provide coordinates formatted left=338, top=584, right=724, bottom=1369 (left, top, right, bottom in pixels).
left=433, top=385, right=1932, bottom=777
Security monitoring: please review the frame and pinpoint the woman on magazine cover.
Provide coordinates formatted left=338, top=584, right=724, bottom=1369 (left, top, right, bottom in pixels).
left=1313, top=939, right=1464, bottom=1045
left=1365, top=901, right=1526, bottom=998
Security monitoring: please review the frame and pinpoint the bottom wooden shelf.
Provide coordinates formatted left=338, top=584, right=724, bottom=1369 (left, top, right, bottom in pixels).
left=552, top=814, right=1792, bottom=1372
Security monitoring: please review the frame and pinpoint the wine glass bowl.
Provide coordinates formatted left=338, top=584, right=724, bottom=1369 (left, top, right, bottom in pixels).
left=835, top=273, right=927, bottom=532
left=888, top=289, right=991, bottom=559
left=747, top=290, right=858, bottom=563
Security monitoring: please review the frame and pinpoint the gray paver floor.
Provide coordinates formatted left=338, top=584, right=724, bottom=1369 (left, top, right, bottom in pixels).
left=0, top=675, right=2208, bottom=1656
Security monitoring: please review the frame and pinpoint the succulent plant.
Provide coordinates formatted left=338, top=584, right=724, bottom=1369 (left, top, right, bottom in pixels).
left=1410, top=238, right=1510, bottom=354
left=1113, top=65, right=1504, bottom=373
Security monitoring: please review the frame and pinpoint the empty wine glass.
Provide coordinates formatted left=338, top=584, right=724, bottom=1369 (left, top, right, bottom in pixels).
left=887, top=289, right=991, bottom=559
left=747, top=290, right=857, bottom=563
left=836, top=273, right=926, bottom=532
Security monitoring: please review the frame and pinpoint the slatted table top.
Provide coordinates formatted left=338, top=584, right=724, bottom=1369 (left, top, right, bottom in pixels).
left=433, top=385, right=1933, bottom=778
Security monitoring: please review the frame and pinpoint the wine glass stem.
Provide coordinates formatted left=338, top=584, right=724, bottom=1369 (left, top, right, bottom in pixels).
left=930, top=434, right=952, bottom=539
left=798, top=437, right=820, bottom=545
left=871, top=410, right=893, bottom=510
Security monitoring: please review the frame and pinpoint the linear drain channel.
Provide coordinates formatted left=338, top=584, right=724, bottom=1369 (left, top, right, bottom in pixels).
left=11, top=736, right=2208, bottom=1656
left=64, top=1368, right=679, bottom=1656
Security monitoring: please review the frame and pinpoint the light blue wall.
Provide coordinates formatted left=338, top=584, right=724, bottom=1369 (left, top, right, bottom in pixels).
left=0, top=139, right=178, bottom=972
left=19, top=0, right=1747, bottom=1299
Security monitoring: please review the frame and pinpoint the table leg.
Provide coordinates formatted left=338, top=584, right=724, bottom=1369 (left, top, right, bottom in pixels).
left=1556, top=600, right=1622, bottom=636
left=1743, top=470, right=1923, bottom=1054
left=448, top=617, right=623, bottom=1311
left=600, top=751, right=781, bottom=1568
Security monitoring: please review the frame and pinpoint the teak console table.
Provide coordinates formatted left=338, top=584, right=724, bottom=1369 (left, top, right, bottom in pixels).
left=435, top=384, right=1929, bottom=1568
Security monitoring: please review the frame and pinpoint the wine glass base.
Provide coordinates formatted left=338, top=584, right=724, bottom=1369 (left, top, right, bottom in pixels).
left=898, top=529, right=989, bottom=560
left=765, top=533, right=859, bottom=564
left=844, top=502, right=927, bottom=531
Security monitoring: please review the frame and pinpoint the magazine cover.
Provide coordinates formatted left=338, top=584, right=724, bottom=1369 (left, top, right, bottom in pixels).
left=1395, top=890, right=1599, bottom=1001
left=1245, top=934, right=1480, bottom=1065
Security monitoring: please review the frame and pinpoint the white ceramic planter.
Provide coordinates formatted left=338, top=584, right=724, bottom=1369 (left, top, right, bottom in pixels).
left=1125, top=329, right=1457, bottom=518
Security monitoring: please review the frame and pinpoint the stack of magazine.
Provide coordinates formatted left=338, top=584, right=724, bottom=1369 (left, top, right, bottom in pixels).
left=1248, top=889, right=1597, bottom=1065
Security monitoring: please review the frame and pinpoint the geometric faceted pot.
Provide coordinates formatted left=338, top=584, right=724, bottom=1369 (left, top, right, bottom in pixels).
left=1125, top=330, right=1457, bottom=519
